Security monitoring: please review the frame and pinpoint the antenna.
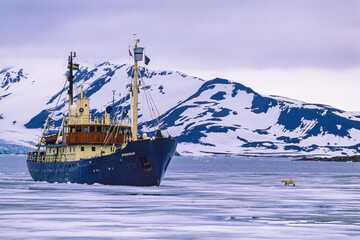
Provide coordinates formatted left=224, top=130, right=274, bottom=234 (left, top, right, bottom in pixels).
left=112, top=90, right=116, bottom=119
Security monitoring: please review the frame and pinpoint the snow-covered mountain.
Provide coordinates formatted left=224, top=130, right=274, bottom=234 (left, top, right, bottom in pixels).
left=1, top=61, right=360, bottom=156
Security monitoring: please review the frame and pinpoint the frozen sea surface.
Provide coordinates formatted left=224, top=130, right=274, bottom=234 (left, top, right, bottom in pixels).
left=1, top=155, right=360, bottom=239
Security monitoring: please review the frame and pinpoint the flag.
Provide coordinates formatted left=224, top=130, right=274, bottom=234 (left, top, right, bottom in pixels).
left=145, top=55, right=150, bottom=65
left=73, top=63, right=79, bottom=70
left=128, top=45, right=133, bottom=57
left=68, top=63, right=79, bottom=70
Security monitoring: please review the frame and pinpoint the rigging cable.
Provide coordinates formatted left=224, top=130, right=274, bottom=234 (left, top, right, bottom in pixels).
left=101, top=73, right=132, bottom=148
left=140, top=84, right=156, bottom=137
left=142, top=82, right=159, bottom=131
left=140, top=76, right=170, bottom=136
left=49, top=78, right=68, bottom=123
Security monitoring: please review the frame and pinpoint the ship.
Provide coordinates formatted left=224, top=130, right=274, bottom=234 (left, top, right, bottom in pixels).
left=26, top=38, right=177, bottom=186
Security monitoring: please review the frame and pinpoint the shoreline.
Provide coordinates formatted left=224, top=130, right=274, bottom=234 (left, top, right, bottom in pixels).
left=296, top=155, right=360, bottom=162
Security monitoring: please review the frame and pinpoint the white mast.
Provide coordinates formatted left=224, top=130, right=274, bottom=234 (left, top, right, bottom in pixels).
left=131, top=37, right=144, bottom=141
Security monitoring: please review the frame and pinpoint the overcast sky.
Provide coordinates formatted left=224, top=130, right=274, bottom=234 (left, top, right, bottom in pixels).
left=1, top=0, right=360, bottom=110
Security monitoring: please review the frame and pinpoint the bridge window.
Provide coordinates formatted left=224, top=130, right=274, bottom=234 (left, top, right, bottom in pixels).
left=70, top=127, right=75, bottom=133
left=90, top=126, right=95, bottom=132
left=83, top=126, right=89, bottom=132
left=97, top=126, right=102, bottom=132
left=76, top=126, right=82, bottom=132
left=103, top=126, right=108, bottom=132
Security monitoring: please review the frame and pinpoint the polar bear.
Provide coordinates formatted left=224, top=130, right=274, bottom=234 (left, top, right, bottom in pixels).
left=281, top=179, right=295, bottom=186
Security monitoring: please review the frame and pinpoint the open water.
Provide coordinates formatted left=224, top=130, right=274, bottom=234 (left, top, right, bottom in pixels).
left=1, top=155, right=360, bottom=239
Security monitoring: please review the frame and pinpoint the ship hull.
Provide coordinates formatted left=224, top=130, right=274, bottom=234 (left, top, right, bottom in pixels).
left=27, top=138, right=177, bottom=186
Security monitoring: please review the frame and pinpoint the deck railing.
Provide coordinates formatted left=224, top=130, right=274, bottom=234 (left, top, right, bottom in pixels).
left=27, top=152, right=76, bottom=163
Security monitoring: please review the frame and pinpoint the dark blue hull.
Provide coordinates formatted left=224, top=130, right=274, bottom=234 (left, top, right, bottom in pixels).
left=27, top=138, right=177, bottom=186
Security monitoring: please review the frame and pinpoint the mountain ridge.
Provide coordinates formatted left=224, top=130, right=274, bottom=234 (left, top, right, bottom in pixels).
left=1, top=61, right=360, bottom=156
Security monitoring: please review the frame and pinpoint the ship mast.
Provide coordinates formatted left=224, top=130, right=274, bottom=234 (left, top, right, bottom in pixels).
left=68, top=52, right=76, bottom=109
left=131, top=38, right=144, bottom=141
